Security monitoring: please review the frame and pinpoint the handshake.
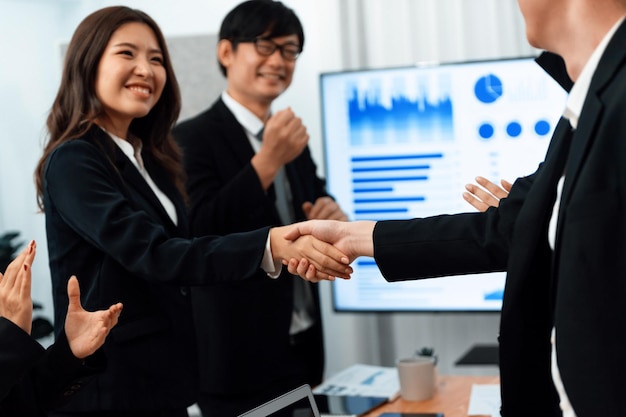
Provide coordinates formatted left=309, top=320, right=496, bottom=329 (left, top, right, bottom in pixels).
left=273, top=176, right=509, bottom=283
left=272, top=220, right=376, bottom=282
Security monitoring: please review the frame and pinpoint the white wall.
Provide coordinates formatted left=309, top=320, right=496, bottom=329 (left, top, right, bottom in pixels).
left=0, top=0, right=534, bottom=377
left=0, top=0, right=74, bottom=326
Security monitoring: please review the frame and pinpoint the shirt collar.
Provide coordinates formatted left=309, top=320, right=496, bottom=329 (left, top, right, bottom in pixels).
left=104, top=128, right=144, bottom=170
left=221, top=91, right=265, bottom=137
left=564, top=16, right=625, bottom=128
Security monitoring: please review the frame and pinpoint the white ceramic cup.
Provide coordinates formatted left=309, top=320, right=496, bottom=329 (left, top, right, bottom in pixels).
left=396, top=356, right=436, bottom=401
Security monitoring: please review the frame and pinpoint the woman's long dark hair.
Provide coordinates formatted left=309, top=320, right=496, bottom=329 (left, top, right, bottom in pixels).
left=35, top=6, right=185, bottom=210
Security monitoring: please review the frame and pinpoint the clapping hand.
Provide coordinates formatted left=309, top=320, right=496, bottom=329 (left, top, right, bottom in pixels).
left=64, top=276, right=123, bottom=359
left=0, top=240, right=36, bottom=334
left=463, top=176, right=512, bottom=212
left=0, top=239, right=122, bottom=358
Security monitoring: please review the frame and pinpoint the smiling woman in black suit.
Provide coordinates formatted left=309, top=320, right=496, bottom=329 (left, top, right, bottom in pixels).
left=33, top=6, right=351, bottom=417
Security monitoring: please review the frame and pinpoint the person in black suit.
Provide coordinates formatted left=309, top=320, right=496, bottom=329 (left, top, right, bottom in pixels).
left=0, top=241, right=122, bottom=416
left=33, top=6, right=351, bottom=417
left=173, top=1, right=347, bottom=415
left=284, top=1, right=626, bottom=416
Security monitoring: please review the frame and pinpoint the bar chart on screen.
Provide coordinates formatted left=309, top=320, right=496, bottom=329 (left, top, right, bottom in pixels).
left=320, top=57, right=568, bottom=312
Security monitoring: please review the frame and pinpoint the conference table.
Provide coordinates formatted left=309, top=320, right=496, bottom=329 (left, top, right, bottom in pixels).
left=361, top=375, right=500, bottom=417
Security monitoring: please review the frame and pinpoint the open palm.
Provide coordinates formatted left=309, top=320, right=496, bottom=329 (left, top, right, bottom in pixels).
left=64, top=276, right=123, bottom=359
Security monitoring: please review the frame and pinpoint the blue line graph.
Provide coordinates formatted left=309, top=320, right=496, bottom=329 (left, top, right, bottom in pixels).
left=361, top=370, right=384, bottom=385
left=347, top=75, right=454, bottom=146
left=348, top=88, right=453, bottom=132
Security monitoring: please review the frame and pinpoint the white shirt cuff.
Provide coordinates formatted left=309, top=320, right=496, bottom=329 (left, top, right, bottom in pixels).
left=261, top=232, right=281, bottom=279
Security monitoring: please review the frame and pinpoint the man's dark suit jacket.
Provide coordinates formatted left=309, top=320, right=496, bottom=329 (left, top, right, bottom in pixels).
left=0, top=318, right=104, bottom=416
left=43, top=126, right=270, bottom=412
left=173, top=98, right=326, bottom=400
left=373, top=22, right=626, bottom=417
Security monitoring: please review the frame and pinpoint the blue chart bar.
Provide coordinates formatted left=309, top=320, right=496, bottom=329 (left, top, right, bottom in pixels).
left=355, top=197, right=425, bottom=203
left=353, top=176, right=428, bottom=183
left=355, top=208, right=409, bottom=215
left=353, top=187, right=394, bottom=193
left=357, top=259, right=378, bottom=268
left=352, top=153, right=443, bottom=220
left=352, top=154, right=444, bottom=162
left=353, top=165, right=431, bottom=173
left=484, top=289, right=504, bottom=301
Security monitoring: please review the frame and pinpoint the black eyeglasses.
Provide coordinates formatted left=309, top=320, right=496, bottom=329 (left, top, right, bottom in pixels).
left=237, top=37, right=301, bottom=61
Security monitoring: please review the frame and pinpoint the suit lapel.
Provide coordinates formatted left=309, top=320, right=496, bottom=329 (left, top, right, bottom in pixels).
left=531, top=117, right=574, bottom=219
left=90, top=127, right=184, bottom=234
left=559, top=97, right=600, bottom=208
left=511, top=118, right=572, bottom=247
left=143, top=155, right=189, bottom=236
left=560, top=20, right=626, bottom=207
left=214, top=98, right=257, bottom=166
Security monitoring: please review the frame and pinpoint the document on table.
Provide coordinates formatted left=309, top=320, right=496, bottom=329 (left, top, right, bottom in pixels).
left=468, top=384, right=501, bottom=417
left=312, top=363, right=400, bottom=400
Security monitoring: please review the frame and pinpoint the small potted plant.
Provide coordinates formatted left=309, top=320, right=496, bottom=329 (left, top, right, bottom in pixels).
left=415, top=346, right=438, bottom=366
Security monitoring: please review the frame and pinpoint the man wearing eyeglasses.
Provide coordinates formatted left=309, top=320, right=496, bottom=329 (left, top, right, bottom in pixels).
left=173, top=1, right=347, bottom=416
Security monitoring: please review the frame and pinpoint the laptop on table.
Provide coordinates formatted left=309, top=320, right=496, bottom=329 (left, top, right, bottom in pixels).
left=238, top=384, right=388, bottom=417
left=237, top=384, right=320, bottom=417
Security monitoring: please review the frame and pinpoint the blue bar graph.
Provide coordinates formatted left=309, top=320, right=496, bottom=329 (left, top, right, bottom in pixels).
left=351, top=152, right=444, bottom=221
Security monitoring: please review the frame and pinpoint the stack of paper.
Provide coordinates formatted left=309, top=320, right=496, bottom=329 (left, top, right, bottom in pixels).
left=313, top=363, right=400, bottom=401
left=467, top=384, right=501, bottom=417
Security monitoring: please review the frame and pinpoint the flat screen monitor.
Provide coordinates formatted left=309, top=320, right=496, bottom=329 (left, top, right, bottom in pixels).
left=319, top=56, right=568, bottom=312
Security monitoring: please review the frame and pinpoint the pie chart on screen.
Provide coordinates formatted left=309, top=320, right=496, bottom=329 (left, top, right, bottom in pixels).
left=475, top=74, right=503, bottom=103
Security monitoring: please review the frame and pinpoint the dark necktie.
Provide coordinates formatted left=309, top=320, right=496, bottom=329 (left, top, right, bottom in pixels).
left=256, top=129, right=295, bottom=224
left=552, top=117, right=574, bottom=178
left=548, top=117, right=574, bottom=321
left=255, top=129, right=314, bottom=331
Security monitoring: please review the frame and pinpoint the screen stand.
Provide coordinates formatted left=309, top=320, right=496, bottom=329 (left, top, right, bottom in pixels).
left=455, top=344, right=499, bottom=366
